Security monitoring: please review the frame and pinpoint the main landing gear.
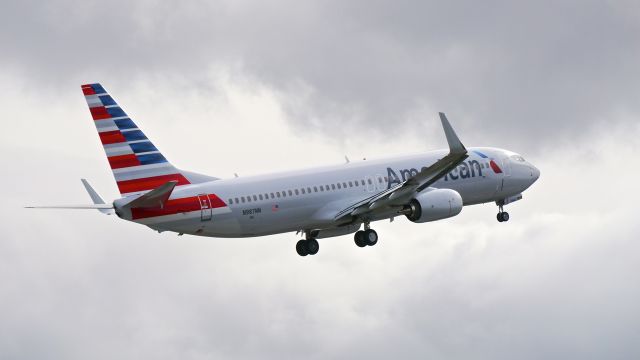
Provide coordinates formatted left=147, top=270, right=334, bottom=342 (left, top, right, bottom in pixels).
left=354, top=223, right=378, bottom=248
left=296, top=231, right=319, bottom=257
left=497, top=204, right=510, bottom=223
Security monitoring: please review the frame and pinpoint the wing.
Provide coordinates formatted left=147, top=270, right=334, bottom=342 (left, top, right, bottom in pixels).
left=333, top=112, right=468, bottom=224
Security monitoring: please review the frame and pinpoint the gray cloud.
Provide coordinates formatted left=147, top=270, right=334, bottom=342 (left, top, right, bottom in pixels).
left=2, top=1, right=640, bottom=359
left=2, top=0, right=640, bottom=152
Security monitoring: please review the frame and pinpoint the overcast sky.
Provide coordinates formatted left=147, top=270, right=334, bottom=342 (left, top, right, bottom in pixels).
left=1, top=1, right=640, bottom=359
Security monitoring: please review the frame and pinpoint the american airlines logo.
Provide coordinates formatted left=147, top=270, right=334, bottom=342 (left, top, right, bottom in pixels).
left=386, top=159, right=501, bottom=189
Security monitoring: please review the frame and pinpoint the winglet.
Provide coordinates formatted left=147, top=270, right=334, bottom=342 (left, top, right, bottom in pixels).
left=123, top=181, right=178, bottom=209
left=439, top=112, right=467, bottom=155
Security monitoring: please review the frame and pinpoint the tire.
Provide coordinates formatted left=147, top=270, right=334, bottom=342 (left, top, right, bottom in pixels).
left=306, top=239, right=319, bottom=255
left=502, top=212, right=510, bottom=222
left=497, top=213, right=504, bottom=222
left=296, top=240, right=308, bottom=256
left=354, top=231, right=367, bottom=248
left=364, top=229, right=378, bottom=246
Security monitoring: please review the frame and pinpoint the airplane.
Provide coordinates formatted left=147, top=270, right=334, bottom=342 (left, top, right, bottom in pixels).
left=28, top=83, right=540, bottom=256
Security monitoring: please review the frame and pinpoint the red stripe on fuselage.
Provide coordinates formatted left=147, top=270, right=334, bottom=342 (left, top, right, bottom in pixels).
left=108, top=154, right=140, bottom=169
left=117, top=173, right=191, bottom=194
left=99, top=130, right=127, bottom=145
left=490, top=160, right=503, bottom=173
left=90, top=106, right=111, bottom=120
left=131, top=194, right=227, bottom=220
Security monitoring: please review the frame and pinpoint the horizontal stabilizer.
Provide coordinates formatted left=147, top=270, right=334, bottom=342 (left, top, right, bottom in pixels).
left=123, top=181, right=177, bottom=209
left=25, top=204, right=114, bottom=210
left=26, top=179, right=114, bottom=215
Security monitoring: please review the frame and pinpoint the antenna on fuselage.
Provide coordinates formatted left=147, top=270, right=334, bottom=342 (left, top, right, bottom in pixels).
left=345, top=156, right=350, bottom=164
left=234, top=173, right=239, bottom=178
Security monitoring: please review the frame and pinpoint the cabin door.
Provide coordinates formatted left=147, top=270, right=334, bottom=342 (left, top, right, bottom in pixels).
left=197, top=194, right=213, bottom=221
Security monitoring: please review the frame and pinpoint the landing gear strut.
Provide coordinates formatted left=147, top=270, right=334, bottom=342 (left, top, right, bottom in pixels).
left=497, top=204, right=510, bottom=223
left=354, top=222, right=378, bottom=248
left=296, top=231, right=319, bottom=256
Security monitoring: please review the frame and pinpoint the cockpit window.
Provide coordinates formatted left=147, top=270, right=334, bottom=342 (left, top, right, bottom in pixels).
left=510, top=155, right=526, bottom=162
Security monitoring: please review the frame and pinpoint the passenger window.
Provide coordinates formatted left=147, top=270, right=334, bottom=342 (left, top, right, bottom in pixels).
left=337, top=183, right=341, bottom=189
left=331, top=184, right=336, bottom=190
left=307, top=187, right=311, bottom=193
left=314, top=186, right=318, bottom=192
left=320, top=185, right=324, bottom=191
left=295, top=189, right=299, bottom=195
left=228, top=199, right=233, bottom=204
left=259, top=194, right=263, bottom=200
left=349, top=181, right=353, bottom=187
left=288, top=190, right=293, bottom=196
left=247, top=196, right=252, bottom=202
left=276, top=192, right=281, bottom=198
left=241, top=196, right=246, bottom=203
left=282, top=191, right=287, bottom=197
left=235, top=198, right=239, bottom=203
left=253, top=195, right=257, bottom=201
left=342, top=182, right=347, bottom=188
left=354, top=180, right=359, bottom=186
left=361, top=180, right=365, bottom=186
left=384, top=177, right=388, bottom=182
left=270, top=193, right=275, bottom=199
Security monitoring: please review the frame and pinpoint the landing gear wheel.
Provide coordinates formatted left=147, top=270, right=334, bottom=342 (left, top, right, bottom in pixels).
left=364, top=229, right=378, bottom=246
left=354, top=231, right=367, bottom=247
left=296, top=240, right=308, bottom=256
left=497, top=212, right=510, bottom=222
left=305, top=239, right=319, bottom=255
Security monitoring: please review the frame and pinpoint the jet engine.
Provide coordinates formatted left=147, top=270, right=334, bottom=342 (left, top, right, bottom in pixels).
left=405, top=189, right=463, bottom=223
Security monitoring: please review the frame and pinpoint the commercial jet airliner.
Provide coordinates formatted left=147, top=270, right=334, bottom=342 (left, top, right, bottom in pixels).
left=29, top=84, right=540, bottom=256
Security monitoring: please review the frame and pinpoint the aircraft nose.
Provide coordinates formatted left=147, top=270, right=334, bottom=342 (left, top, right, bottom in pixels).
left=530, top=164, right=540, bottom=182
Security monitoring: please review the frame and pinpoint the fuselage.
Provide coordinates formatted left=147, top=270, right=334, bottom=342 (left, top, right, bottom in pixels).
left=114, top=147, right=539, bottom=238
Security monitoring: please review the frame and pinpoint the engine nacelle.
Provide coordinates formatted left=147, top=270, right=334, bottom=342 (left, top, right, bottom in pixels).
left=405, top=189, right=463, bottom=223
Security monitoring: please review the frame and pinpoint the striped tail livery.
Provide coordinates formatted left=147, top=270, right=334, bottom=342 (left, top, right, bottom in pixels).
left=82, top=83, right=193, bottom=196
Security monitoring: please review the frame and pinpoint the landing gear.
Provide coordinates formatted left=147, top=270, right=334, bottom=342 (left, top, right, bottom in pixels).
left=497, top=204, right=510, bottom=222
left=354, top=223, right=378, bottom=247
left=296, top=236, right=319, bottom=257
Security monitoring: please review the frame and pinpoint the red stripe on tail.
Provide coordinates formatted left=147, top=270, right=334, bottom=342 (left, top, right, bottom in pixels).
left=82, top=85, right=96, bottom=95
left=108, top=154, right=141, bottom=169
left=117, top=173, right=191, bottom=194
left=90, top=106, right=111, bottom=120
left=99, top=130, right=127, bottom=145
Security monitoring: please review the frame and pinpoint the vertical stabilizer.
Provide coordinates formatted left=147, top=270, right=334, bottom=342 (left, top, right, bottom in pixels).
left=81, top=83, right=192, bottom=196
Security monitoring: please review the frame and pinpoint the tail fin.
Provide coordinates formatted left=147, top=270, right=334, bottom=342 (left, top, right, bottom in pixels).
left=81, top=83, right=198, bottom=196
